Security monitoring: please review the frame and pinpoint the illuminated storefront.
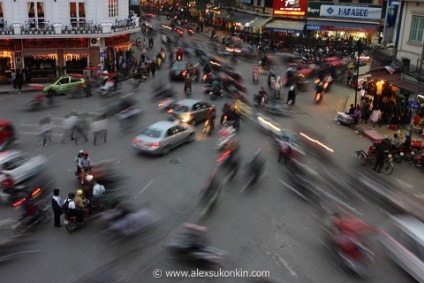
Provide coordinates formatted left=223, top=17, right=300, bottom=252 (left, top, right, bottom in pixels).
left=305, top=2, right=382, bottom=43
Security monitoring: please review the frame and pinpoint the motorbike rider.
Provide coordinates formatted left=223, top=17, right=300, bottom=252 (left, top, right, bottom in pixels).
left=206, top=107, right=216, bottom=131
left=247, top=149, right=266, bottom=182
left=75, top=189, right=89, bottom=221
left=391, top=133, right=402, bottom=148
left=220, top=103, right=232, bottom=125
left=255, top=86, right=268, bottom=106
left=182, top=223, right=208, bottom=252
left=183, top=72, right=192, bottom=94
left=260, top=53, right=268, bottom=68
left=19, top=189, right=43, bottom=226
left=323, top=73, right=333, bottom=88
left=78, top=151, right=92, bottom=184
left=219, top=138, right=240, bottom=182
left=211, top=78, right=221, bottom=95
left=267, top=70, right=276, bottom=88
left=75, top=150, right=84, bottom=177
left=315, top=81, right=324, bottom=96
left=65, top=192, right=83, bottom=223
left=402, top=132, right=412, bottom=148
left=287, top=86, right=296, bottom=105
left=176, top=47, right=183, bottom=61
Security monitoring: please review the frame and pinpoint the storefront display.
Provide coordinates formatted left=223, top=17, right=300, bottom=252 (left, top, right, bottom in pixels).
left=306, top=2, right=382, bottom=44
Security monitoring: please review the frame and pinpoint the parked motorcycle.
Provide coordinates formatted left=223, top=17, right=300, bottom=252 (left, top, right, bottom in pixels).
left=355, top=148, right=394, bottom=175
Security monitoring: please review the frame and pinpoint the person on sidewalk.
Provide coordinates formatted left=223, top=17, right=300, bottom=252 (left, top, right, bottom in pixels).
left=52, top=188, right=62, bottom=227
left=370, top=107, right=382, bottom=129
left=16, top=67, right=24, bottom=91
left=372, top=140, right=386, bottom=173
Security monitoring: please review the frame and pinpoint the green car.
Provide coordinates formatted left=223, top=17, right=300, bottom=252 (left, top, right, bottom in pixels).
left=43, top=75, right=85, bottom=96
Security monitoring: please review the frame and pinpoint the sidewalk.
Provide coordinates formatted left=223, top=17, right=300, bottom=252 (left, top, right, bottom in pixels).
left=0, top=84, right=39, bottom=95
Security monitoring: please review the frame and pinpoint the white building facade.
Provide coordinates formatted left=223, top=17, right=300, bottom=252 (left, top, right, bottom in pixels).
left=0, top=0, right=140, bottom=82
left=395, top=0, right=424, bottom=69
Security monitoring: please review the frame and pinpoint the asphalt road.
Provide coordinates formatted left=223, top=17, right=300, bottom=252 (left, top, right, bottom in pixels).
left=0, top=19, right=420, bottom=283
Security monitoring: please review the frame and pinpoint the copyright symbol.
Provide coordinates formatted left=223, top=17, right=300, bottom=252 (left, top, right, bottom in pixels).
left=153, top=269, right=162, bottom=278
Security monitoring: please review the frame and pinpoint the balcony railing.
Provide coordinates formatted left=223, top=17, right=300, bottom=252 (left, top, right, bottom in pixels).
left=0, top=17, right=140, bottom=36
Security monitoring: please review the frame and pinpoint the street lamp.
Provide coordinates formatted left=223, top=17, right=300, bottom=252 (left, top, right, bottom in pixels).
left=354, top=39, right=363, bottom=108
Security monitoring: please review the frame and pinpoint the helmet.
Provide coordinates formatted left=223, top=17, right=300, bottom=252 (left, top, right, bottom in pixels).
left=69, top=192, right=75, bottom=198
left=260, top=86, right=265, bottom=91
left=290, top=86, right=295, bottom=91
left=83, top=151, right=88, bottom=156
left=77, top=189, right=83, bottom=196
left=394, top=133, right=398, bottom=138
left=79, top=150, right=84, bottom=154
left=85, top=174, right=94, bottom=182
left=406, top=132, right=411, bottom=138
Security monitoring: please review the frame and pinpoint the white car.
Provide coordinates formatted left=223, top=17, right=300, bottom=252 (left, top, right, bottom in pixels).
left=132, top=121, right=195, bottom=155
left=0, top=151, right=47, bottom=185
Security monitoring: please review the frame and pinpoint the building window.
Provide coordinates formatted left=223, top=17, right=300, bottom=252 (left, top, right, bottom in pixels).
left=358, top=0, right=373, bottom=3
left=256, top=0, right=262, bottom=7
left=27, top=2, right=45, bottom=29
left=409, top=15, right=424, bottom=44
left=0, top=2, right=4, bottom=29
left=70, top=2, right=86, bottom=27
left=338, top=0, right=352, bottom=3
left=108, top=0, right=118, bottom=17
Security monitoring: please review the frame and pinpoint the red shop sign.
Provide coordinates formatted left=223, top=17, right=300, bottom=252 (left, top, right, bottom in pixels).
left=273, top=0, right=307, bottom=18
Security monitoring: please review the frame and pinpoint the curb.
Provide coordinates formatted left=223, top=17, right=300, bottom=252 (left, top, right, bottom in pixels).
left=0, top=88, right=40, bottom=95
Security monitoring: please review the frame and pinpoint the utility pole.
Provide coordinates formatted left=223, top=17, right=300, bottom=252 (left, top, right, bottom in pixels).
left=354, top=39, right=363, bottom=108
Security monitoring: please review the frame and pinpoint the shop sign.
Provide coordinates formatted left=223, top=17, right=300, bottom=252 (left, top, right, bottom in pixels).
left=305, top=24, right=376, bottom=33
left=266, top=28, right=298, bottom=33
left=408, top=100, right=421, bottom=109
left=307, top=2, right=382, bottom=22
left=273, top=0, right=307, bottom=18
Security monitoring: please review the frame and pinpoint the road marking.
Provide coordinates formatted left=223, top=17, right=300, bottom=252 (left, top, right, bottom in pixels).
left=139, top=179, right=154, bottom=194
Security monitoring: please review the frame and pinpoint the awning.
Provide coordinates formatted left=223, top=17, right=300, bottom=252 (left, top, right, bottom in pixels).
left=369, top=69, right=424, bottom=95
left=231, top=12, right=259, bottom=26
left=306, top=20, right=378, bottom=33
left=265, top=20, right=305, bottom=33
left=247, top=17, right=272, bottom=28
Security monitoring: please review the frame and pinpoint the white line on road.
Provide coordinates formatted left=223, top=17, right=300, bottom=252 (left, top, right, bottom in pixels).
left=139, top=179, right=154, bottom=194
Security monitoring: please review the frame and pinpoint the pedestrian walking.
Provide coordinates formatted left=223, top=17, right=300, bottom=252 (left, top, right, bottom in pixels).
left=52, top=188, right=62, bottom=227
left=72, top=117, right=89, bottom=145
left=16, top=67, right=24, bottom=91
left=91, top=114, right=108, bottom=145
left=61, top=112, right=78, bottom=143
left=39, top=116, right=53, bottom=146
